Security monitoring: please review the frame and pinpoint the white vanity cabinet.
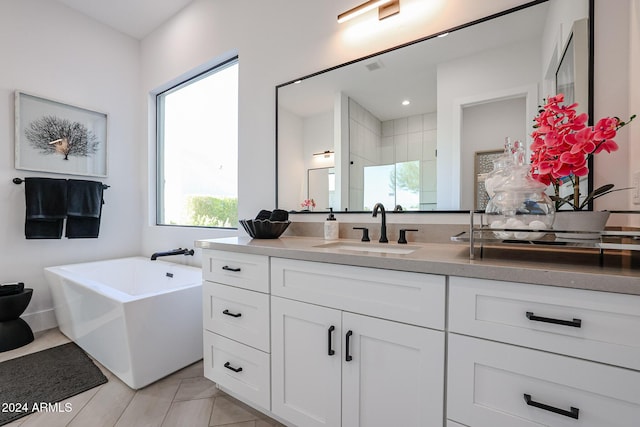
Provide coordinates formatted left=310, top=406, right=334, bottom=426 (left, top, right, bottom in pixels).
left=202, top=250, right=271, bottom=410
left=447, top=276, right=640, bottom=427
left=270, top=257, right=446, bottom=427
left=198, top=241, right=640, bottom=427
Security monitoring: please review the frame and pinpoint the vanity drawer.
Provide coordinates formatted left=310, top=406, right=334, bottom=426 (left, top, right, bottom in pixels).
left=203, top=281, right=270, bottom=352
left=447, top=334, right=640, bottom=427
left=203, top=250, right=269, bottom=293
left=203, top=331, right=270, bottom=410
left=271, top=257, right=445, bottom=329
left=449, top=276, right=640, bottom=370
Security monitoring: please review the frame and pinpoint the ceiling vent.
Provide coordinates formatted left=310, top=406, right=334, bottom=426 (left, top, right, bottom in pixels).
left=365, top=60, right=384, bottom=71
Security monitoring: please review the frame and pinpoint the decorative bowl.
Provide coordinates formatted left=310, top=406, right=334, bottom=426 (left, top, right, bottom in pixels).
left=239, top=219, right=291, bottom=239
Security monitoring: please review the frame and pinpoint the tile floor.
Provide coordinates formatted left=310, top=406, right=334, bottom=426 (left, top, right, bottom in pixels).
left=0, top=329, right=285, bottom=427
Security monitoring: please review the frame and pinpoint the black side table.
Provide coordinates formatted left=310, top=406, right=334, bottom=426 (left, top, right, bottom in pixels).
left=0, top=283, right=34, bottom=352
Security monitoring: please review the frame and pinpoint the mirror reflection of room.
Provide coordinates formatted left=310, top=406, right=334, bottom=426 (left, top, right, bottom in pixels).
left=307, top=167, right=335, bottom=210
left=277, top=0, right=590, bottom=213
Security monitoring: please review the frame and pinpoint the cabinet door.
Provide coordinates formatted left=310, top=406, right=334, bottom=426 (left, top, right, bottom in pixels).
left=342, top=312, right=445, bottom=427
left=271, top=296, right=342, bottom=427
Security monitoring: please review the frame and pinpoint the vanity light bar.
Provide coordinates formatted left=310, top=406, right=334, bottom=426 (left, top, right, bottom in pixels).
left=313, top=150, right=335, bottom=158
left=337, top=0, right=400, bottom=23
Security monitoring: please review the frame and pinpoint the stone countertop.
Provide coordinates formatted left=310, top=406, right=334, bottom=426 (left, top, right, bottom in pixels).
left=195, top=236, right=640, bottom=295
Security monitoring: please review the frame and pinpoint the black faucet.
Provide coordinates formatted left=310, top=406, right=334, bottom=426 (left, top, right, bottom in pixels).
left=372, top=203, right=388, bottom=243
left=150, top=248, right=195, bottom=261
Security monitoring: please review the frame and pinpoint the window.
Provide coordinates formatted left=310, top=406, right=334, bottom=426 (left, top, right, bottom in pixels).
left=156, top=58, right=238, bottom=228
left=363, top=161, right=420, bottom=211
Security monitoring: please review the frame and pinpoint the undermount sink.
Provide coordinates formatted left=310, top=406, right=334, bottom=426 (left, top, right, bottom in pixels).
left=313, top=241, right=419, bottom=255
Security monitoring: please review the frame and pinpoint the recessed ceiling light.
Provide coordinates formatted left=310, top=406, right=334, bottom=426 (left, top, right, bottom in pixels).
left=402, top=100, right=410, bottom=106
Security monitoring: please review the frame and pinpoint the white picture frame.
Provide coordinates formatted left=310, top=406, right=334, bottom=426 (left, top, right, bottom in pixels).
left=15, top=91, right=108, bottom=177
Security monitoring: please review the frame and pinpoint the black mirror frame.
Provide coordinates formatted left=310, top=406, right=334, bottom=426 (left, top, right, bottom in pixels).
left=275, top=0, right=594, bottom=213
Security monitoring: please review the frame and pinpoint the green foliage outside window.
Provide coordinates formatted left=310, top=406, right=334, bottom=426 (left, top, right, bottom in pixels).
left=389, top=161, right=420, bottom=194
left=186, top=195, right=238, bottom=228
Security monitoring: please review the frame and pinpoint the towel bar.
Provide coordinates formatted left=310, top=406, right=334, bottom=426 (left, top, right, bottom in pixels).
left=12, top=177, right=110, bottom=189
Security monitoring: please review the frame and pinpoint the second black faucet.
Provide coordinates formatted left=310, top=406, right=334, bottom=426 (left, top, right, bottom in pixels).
left=372, top=203, right=388, bottom=243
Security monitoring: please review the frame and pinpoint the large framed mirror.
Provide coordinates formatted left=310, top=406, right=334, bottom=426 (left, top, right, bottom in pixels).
left=276, top=0, right=592, bottom=213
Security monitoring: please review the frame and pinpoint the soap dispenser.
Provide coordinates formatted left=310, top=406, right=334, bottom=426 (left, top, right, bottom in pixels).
left=324, top=208, right=339, bottom=240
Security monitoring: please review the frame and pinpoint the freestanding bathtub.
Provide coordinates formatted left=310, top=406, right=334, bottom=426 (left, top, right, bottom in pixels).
left=44, top=257, right=203, bottom=389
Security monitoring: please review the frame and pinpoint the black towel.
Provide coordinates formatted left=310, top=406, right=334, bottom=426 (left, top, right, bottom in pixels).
left=24, top=177, right=67, bottom=239
left=269, top=209, right=289, bottom=221
left=65, top=180, right=104, bottom=238
left=0, top=282, right=24, bottom=297
left=255, top=210, right=272, bottom=220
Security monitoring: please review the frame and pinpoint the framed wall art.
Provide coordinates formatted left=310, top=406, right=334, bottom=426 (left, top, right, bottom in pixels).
left=15, top=91, right=108, bottom=177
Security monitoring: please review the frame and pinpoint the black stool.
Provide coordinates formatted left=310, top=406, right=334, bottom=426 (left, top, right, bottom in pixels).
left=0, top=283, right=34, bottom=352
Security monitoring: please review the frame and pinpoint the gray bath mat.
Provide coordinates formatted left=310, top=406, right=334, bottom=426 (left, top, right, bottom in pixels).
left=0, top=342, right=108, bottom=425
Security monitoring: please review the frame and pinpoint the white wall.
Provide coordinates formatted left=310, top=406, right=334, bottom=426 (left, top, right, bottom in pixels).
left=304, top=111, right=334, bottom=209
left=541, top=0, right=590, bottom=88
left=460, top=97, right=526, bottom=209
left=276, top=107, right=304, bottom=210
left=138, top=0, right=538, bottom=253
left=0, top=0, right=141, bottom=330
left=594, top=0, right=633, bottom=216
left=436, top=38, right=541, bottom=209
left=304, top=111, right=335, bottom=175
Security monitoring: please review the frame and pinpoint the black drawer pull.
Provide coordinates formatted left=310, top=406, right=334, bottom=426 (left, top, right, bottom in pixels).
left=224, top=362, right=243, bottom=373
left=345, top=330, right=353, bottom=362
left=526, top=311, right=582, bottom=328
left=222, top=265, right=241, bottom=272
left=524, top=394, right=579, bottom=419
left=223, top=309, right=242, bottom=318
left=328, top=325, right=336, bottom=356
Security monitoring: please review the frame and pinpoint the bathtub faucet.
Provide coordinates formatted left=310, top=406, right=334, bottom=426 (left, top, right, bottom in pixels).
left=150, top=248, right=195, bottom=261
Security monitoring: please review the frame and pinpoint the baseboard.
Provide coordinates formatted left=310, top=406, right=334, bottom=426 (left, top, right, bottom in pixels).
left=22, top=308, right=57, bottom=333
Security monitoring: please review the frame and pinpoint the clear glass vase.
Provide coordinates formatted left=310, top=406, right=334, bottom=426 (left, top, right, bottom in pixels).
left=484, top=137, right=514, bottom=198
left=485, top=144, right=555, bottom=240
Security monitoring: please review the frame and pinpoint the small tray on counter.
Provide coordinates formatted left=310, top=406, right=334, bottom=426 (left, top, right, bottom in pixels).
left=452, top=211, right=640, bottom=263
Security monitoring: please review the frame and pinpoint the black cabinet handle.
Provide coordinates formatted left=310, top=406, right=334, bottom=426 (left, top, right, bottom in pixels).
left=526, top=311, right=582, bottom=328
left=524, top=394, right=579, bottom=419
left=222, top=265, right=241, bottom=272
left=345, top=330, right=353, bottom=362
left=328, top=325, right=335, bottom=356
left=223, top=309, right=242, bottom=318
left=224, top=362, right=243, bottom=373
